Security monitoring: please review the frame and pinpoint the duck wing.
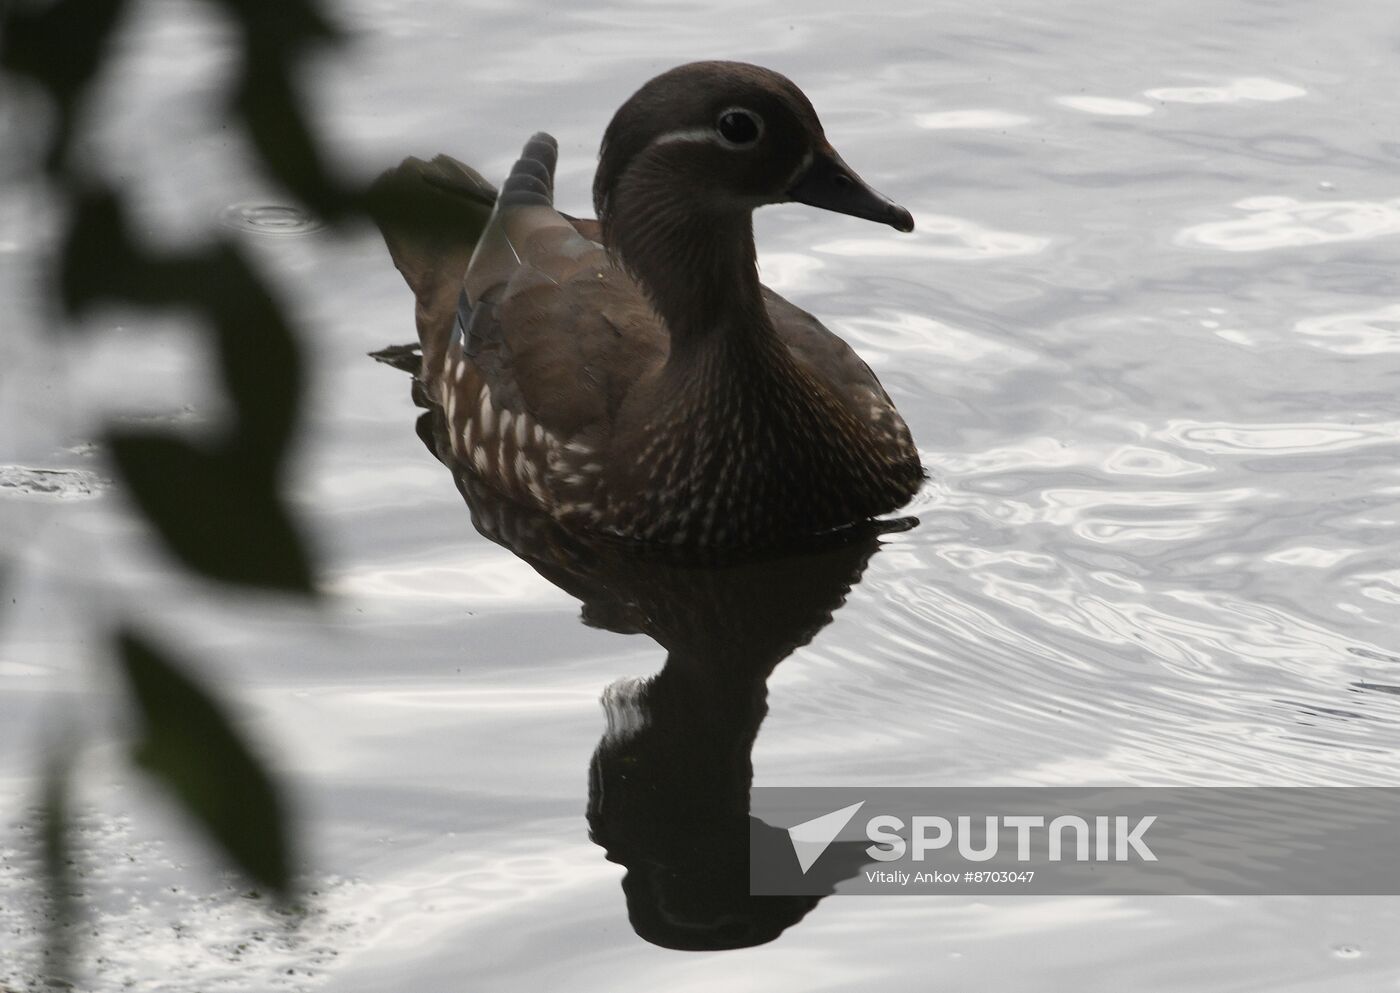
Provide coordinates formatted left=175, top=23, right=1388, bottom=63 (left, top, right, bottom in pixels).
left=460, top=134, right=664, bottom=443
left=373, top=137, right=666, bottom=515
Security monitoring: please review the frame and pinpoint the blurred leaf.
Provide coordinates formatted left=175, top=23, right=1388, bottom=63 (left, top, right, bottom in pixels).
left=198, top=243, right=307, bottom=462
left=118, top=627, right=294, bottom=898
left=211, top=0, right=341, bottom=50
left=107, top=432, right=314, bottom=593
left=0, top=0, right=131, bottom=170
left=59, top=187, right=161, bottom=311
left=215, top=0, right=360, bottom=219
left=38, top=743, right=78, bottom=987
left=59, top=189, right=316, bottom=593
left=233, top=52, right=360, bottom=219
left=62, top=189, right=305, bottom=461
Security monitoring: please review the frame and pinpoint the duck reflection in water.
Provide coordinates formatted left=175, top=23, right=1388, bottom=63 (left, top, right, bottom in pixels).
left=376, top=369, right=908, bottom=950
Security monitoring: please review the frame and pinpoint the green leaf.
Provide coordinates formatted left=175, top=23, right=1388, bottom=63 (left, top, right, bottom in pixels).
left=118, top=628, right=294, bottom=899
left=106, top=432, right=315, bottom=593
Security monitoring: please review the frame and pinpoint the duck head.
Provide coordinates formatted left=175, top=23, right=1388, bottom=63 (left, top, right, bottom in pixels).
left=593, top=61, right=914, bottom=253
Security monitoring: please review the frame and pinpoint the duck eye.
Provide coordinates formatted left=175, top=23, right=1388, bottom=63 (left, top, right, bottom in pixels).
left=716, top=109, right=762, bottom=146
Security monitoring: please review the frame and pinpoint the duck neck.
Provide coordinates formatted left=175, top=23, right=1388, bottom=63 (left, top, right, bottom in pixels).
left=605, top=168, right=782, bottom=375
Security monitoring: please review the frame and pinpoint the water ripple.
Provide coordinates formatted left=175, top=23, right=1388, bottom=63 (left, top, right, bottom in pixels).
left=914, top=109, right=1032, bottom=130
left=1054, top=96, right=1154, bottom=117
left=815, top=215, right=1049, bottom=261
left=931, top=438, right=1210, bottom=479
left=1033, top=486, right=1257, bottom=544
left=1143, top=77, right=1307, bottom=104
left=218, top=202, right=323, bottom=236
left=838, top=311, right=1040, bottom=368
left=1177, top=196, right=1400, bottom=252
left=1158, top=419, right=1400, bottom=456
left=1295, top=303, right=1400, bottom=355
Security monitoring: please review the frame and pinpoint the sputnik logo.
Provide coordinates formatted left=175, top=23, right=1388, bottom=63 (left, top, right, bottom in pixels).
left=787, top=801, right=865, bottom=873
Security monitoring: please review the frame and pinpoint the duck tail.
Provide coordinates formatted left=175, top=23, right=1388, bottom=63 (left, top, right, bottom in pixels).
left=369, top=154, right=496, bottom=299
left=497, top=132, right=558, bottom=207
left=368, top=154, right=499, bottom=383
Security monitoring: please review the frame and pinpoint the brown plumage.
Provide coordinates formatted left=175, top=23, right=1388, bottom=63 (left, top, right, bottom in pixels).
left=372, top=61, right=925, bottom=553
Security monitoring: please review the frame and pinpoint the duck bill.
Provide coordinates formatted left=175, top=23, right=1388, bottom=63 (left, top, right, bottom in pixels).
left=785, top=146, right=914, bottom=233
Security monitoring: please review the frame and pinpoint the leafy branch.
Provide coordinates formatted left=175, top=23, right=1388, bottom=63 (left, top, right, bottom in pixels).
left=2, top=0, right=369, bottom=981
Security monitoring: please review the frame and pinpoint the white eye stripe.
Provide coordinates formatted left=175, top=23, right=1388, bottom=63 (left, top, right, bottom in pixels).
left=648, top=127, right=728, bottom=149
left=784, top=148, right=815, bottom=189
left=647, top=108, right=766, bottom=152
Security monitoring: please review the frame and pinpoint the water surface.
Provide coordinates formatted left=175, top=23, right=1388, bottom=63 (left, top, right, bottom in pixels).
left=4, top=0, right=1400, bottom=989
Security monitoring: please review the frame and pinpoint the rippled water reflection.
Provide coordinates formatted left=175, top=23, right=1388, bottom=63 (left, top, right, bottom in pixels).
left=4, top=0, right=1400, bottom=989
left=217, top=202, right=325, bottom=236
